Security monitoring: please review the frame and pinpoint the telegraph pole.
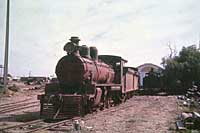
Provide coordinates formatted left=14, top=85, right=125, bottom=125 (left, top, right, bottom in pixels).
left=199, top=40, right=200, bottom=50
left=0, top=65, right=3, bottom=77
left=3, top=0, right=10, bottom=93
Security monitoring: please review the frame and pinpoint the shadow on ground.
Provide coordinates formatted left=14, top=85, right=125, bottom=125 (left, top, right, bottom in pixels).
left=0, top=111, right=40, bottom=122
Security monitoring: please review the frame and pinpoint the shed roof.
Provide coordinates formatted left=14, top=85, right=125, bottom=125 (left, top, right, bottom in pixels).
left=137, top=63, right=163, bottom=72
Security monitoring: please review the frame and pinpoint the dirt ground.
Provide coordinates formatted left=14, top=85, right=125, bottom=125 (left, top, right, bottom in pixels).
left=82, top=96, right=179, bottom=133
left=0, top=84, right=180, bottom=133
left=0, top=82, right=42, bottom=124
left=0, top=81, right=42, bottom=108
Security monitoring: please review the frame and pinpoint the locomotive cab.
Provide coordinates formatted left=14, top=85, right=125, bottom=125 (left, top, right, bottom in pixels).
left=98, top=55, right=127, bottom=84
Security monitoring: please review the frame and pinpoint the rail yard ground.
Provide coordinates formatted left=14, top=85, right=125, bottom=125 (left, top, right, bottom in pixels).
left=0, top=84, right=181, bottom=133
left=83, top=96, right=179, bottom=133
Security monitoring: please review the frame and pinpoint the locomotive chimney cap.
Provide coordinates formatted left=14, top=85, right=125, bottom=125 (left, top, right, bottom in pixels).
left=69, top=36, right=80, bottom=41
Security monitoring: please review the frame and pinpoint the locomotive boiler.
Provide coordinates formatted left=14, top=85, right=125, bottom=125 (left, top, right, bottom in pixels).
left=38, top=37, right=139, bottom=119
left=55, top=49, right=115, bottom=94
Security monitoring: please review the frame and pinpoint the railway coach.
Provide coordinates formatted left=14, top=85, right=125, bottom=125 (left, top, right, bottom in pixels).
left=38, top=37, right=139, bottom=119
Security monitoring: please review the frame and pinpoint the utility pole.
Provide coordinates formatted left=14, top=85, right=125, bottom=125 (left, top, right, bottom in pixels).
left=199, top=40, right=200, bottom=50
left=29, top=71, right=32, bottom=77
left=3, top=0, right=10, bottom=93
left=0, top=65, right=3, bottom=77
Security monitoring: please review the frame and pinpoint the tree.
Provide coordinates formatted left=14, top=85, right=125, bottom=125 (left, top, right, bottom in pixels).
left=162, top=45, right=200, bottom=93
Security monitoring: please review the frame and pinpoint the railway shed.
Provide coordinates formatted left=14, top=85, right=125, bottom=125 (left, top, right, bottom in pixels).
left=137, top=63, right=162, bottom=88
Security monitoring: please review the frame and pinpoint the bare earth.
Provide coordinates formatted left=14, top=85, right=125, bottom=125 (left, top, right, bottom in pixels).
left=0, top=83, right=42, bottom=125
left=83, top=96, right=179, bottom=133
left=0, top=87, right=179, bottom=133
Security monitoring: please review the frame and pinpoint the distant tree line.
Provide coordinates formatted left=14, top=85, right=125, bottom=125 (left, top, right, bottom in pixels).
left=162, top=45, right=200, bottom=93
left=143, top=44, right=200, bottom=94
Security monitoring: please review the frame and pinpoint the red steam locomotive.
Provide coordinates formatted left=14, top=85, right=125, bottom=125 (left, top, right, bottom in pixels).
left=38, top=37, right=139, bottom=119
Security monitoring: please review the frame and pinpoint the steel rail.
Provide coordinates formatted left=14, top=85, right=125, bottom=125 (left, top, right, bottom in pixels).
left=0, top=119, right=43, bottom=132
left=0, top=103, right=40, bottom=114
left=1, top=117, right=80, bottom=133
left=0, top=101, right=38, bottom=110
left=0, top=98, right=32, bottom=107
left=24, top=119, right=75, bottom=133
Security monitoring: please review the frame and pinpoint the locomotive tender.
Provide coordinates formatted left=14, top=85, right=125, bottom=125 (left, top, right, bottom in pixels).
left=38, top=37, right=139, bottom=119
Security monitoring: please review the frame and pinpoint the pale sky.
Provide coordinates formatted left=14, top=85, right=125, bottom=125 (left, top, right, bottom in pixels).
left=0, top=0, right=200, bottom=76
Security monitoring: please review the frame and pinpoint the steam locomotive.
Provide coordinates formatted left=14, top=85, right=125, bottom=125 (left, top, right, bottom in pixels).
left=38, top=37, right=139, bottom=119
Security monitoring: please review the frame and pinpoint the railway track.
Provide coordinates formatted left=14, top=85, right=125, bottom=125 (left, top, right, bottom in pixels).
left=0, top=117, right=80, bottom=133
left=0, top=99, right=135, bottom=133
left=0, top=100, right=40, bottom=114
left=0, top=98, right=32, bottom=107
left=0, top=119, right=43, bottom=133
